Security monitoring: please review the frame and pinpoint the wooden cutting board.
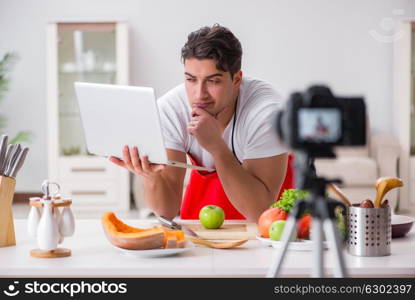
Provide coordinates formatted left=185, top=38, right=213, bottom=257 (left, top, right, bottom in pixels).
left=179, top=222, right=258, bottom=240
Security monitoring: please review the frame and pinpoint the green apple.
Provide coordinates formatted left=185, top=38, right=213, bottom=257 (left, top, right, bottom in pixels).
left=199, top=205, right=225, bottom=229
left=269, top=220, right=286, bottom=241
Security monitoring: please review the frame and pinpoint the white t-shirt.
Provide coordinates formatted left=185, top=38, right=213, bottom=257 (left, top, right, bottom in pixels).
left=157, top=77, right=287, bottom=169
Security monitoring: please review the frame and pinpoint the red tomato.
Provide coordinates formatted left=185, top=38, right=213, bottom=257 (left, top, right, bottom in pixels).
left=257, top=207, right=288, bottom=238
left=297, top=214, right=311, bottom=239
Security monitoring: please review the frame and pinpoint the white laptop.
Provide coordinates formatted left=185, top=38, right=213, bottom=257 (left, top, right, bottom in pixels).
left=74, top=82, right=212, bottom=172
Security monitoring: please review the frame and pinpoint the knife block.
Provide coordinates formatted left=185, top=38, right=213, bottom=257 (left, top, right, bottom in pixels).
left=0, top=176, right=16, bottom=247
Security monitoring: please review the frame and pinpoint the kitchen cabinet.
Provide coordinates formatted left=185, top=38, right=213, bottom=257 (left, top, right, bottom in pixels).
left=46, top=22, right=130, bottom=212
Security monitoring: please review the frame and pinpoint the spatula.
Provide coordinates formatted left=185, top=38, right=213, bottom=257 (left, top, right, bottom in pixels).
left=327, top=183, right=352, bottom=206
left=374, top=177, right=403, bottom=208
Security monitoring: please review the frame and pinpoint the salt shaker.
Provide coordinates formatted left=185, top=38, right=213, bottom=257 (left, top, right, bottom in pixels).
left=54, top=207, right=64, bottom=244
left=35, top=181, right=60, bottom=251
left=53, top=206, right=61, bottom=224
left=27, top=205, right=41, bottom=238
left=36, top=198, right=59, bottom=251
left=59, top=204, right=75, bottom=237
left=52, top=194, right=64, bottom=243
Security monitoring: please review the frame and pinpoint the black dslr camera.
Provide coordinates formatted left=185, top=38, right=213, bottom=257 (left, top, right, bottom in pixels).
left=268, top=86, right=364, bottom=277
left=276, top=85, right=366, bottom=158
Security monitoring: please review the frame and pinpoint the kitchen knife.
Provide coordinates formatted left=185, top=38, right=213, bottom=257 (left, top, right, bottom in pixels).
left=157, top=216, right=200, bottom=238
left=0, top=135, right=8, bottom=175
left=2, top=144, right=15, bottom=176
left=10, top=143, right=21, bottom=164
left=10, top=147, right=29, bottom=178
left=6, top=144, right=21, bottom=176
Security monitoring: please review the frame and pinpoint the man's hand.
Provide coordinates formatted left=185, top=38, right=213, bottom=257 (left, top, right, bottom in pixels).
left=109, top=145, right=165, bottom=179
left=187, top=107, right=225, bottom=153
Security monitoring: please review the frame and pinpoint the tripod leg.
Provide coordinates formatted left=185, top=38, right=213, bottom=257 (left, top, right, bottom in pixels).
left=266, top=215, right=298, bottom=278
left=311, top=217, right=324, bottom=277
left=323, top=219, right=348, bottom=278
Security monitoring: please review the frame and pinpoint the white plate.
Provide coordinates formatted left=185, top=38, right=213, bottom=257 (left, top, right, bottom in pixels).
left=256, top=235, right=329, bottom=251
left=111, top=241, right=195, bottom=258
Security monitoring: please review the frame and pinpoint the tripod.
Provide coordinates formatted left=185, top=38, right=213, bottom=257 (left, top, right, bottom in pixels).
left=266, top=151, right=348, bottom=278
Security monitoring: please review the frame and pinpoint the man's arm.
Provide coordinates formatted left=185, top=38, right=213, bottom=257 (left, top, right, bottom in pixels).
left=142, top=149, right=187, bottom=219
left=109, top=147, right=186, bottom=219
left=211, top=144, right=288, bottom=222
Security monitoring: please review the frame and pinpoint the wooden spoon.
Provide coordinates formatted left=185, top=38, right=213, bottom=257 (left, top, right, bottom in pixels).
left=187, top=237, right=248, bottom=249
left=327, top=183, right=352, bottom=206
left=374, top=177, right=403, bottom=208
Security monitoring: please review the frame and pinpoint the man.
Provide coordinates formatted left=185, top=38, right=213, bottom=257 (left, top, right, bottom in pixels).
left=110, top=24, right=289, bottom=222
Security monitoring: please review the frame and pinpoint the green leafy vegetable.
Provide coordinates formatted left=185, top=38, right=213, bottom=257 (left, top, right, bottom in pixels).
left=335, top=206, right=347, bottom=240
left=270, top=189, right=348, bottom=241
left=270, top=189, right=309, bottom=212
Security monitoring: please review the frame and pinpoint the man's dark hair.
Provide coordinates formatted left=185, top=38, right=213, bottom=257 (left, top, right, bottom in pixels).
left=181, top=24, right=242, bottom=78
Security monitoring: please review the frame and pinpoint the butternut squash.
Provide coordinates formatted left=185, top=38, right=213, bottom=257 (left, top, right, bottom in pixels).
left=101, top=212, right=186, bottom=250
left=163, top=230, right=186, bottom=248
left=102, top=212, right=165, bottom=250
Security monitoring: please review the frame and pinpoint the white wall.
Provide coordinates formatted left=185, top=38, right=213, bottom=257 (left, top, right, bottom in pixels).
left=0, top=0, right=414, bottom=191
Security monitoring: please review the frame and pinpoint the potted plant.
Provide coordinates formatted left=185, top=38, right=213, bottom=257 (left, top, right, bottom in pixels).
left=0, top=52, right=32, bottom=143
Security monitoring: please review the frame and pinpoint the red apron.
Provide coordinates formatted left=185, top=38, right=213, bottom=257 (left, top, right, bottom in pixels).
left=180, top=154, right=294, bottom=220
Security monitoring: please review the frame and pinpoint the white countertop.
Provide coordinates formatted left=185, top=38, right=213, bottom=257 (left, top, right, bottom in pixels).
left=1, top=219, right=415, bottom=278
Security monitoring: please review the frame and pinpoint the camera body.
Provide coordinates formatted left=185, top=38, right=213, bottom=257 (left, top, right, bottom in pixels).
left=276, top=85, right=366, bottom=158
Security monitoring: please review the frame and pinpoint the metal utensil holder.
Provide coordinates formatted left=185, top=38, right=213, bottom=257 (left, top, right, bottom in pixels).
left=347, top=204, right=391, bottom=256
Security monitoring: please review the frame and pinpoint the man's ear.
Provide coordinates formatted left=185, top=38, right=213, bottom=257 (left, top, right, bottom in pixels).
left=233, top=70, right=243, bottom=87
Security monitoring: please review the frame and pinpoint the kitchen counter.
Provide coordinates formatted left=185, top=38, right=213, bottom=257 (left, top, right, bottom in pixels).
left=0, top=219, right=414, bottom=278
